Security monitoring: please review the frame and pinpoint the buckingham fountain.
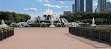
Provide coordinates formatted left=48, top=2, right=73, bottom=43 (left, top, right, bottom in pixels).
left=29, top=8, right=62, bottom=27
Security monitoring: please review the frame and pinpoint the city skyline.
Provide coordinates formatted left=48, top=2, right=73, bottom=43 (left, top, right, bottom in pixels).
left=0, top=0, right=111, bottom=19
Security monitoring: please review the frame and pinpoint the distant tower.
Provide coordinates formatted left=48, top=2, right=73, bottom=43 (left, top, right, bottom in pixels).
left=75, top=0, right=84, bottom=13
left=97, top=0, right=107, bottom=12
left=107, top=2, right=111, bottom=11
left=86, top=0, right=93, bottom=12
left=72, top=4, right=75, bottom=13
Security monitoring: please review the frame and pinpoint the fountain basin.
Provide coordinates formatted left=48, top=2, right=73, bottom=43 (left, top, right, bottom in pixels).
left=91, top=24, right=97, bottom=26
left=0, top=20, right=8, bottom=27
left=0, top=24, right=8, bottom=27
left=50, top=25, right=56, bottom=27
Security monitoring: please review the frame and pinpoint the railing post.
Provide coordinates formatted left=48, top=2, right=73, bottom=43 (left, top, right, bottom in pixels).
left=110, top=30, right=111, bottom=46
left=0, top=30, right=3, bottom=41
left=99, top=30, right=100, bottom=42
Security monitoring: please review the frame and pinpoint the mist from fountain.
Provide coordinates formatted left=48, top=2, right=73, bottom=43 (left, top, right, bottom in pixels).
left=91, top=17, right=97, bottom=26
left=0, top=20, right=8, bottom=27
left=49, top=16, right=55, bottom=27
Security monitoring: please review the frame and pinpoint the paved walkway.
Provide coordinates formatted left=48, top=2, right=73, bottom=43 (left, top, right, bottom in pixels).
left=0, top=28, right=111, bottom=49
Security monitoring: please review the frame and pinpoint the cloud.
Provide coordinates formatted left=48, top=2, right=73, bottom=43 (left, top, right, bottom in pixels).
left=30, top=13, right=42, bottom=20
left=43, top=4, right=61, bottom=8
left=24, top=8, right=37, bottom=11
left=61, top=5, right=68, bottom=8
left=64, top=6, right=68, bottom=8
left=37, top=0, right=49, bottom=3
left=59, top=1, right=64, bottom=4
left=43, top=3, right=68, bottom=9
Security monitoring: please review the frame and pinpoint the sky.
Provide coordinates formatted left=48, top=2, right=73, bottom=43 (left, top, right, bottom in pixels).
left=0, top=0, right=111, bottom=19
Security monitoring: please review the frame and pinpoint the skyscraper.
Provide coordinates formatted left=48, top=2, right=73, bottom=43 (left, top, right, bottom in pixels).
left=86, top=0, right=93, bottom=12
left=75, top=0, right=84, bottom=13
left=72, top=4, right=75, bottom=13
left=107, top=2, right=111, bottom=11
left=97, top=0, right=107, bottom=12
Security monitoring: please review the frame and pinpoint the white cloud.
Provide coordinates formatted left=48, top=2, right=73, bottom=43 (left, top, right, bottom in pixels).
left=24, top=8, right=37, bottom=11
left=43, top=4, right=61, bottom=8
left=43, top=4, right=68, bottom=9
left=59, top=1, right=64, bottom=4
left=37, top=0, right=49, bottom=3
left=30, top=13, right=42, bottom=20
left=61, top=5, right=68, bottom=8
left=45, top=0, right=49, bottom=3
left=64, top=6, right=68, bottom=8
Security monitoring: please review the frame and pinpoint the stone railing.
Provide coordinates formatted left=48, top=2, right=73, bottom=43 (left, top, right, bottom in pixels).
left=0, top=28, right=14, bottom=41
left=69, top=27, right=111, bottom=46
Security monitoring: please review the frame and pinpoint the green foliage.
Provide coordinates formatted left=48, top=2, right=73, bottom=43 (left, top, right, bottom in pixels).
left=78, top=26, right=111, bottom=31
left=0, top=11, right=31, bottom=25
left=60, top=11, right=111, bottom=25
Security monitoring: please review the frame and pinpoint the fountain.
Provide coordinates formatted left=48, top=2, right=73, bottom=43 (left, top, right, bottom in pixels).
left=10, top=22, right=30, bottom=27
left=49, top=16, right=55, bottom=27
left=0, top=20, right=8, bottom=27
left=28, top=8, right=59, bottom=27
left=61, top=18, right=69, bottom=27
left=91, top=17, right=97, bottom=26
left=27, top=8, right=71, bottom=27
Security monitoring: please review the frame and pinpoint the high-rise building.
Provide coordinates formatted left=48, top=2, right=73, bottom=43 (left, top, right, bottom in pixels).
left=63, top=11, right=71, bottom=16
left=107, top=2, right=111, bottom=11
left=75, top=0, right=84, bottom=13
left=86, top=0, right=93, bottom=12
left=72, top=4, right=75, bottom=13
left=96, top=0, right=107, bottom=12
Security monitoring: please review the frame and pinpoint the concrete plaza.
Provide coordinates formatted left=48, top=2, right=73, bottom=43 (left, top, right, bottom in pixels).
left=0, top=28, right=111, bottom=49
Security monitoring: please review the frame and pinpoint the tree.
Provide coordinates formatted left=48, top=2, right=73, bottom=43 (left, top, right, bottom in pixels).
left=0, top=11, right=31, bottom=25
left=60, top=11, right=111, bottom=25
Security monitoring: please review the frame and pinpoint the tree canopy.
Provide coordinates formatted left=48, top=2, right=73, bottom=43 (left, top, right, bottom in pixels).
left=0, top=11, right=31, bottom=25
left=60, top=11, right=111, bottom=25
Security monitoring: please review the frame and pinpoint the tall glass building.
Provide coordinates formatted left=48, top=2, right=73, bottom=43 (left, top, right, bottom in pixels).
left=86, top=0, right=92, bottom=12
left=107, top=2, right=111, bottom=11
left=75, top=0, right=84, bottom=13
left=72, top=4, right=75, bottom=13
left=97, top=0, right=107, bottom=12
